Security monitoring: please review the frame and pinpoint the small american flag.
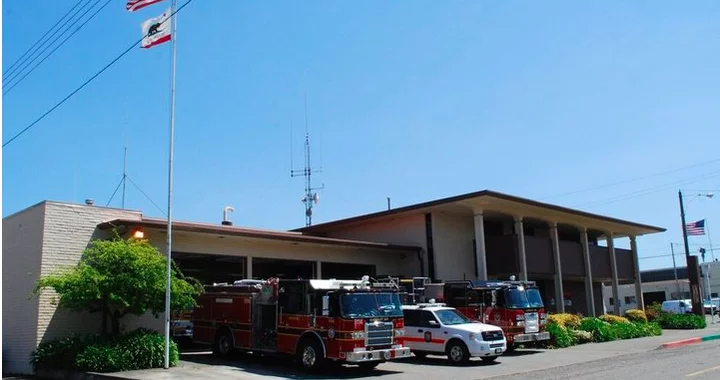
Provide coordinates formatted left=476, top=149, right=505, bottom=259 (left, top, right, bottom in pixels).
left=685, top=219, right=705, bottom=236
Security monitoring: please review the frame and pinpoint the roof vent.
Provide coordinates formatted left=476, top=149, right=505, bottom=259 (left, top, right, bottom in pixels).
left=222, top=206, right=235, bottom=226
left=85, top=199, right=95, bottom=206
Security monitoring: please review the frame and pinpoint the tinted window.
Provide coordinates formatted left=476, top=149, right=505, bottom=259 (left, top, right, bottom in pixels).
left=403, top=309, right=420, bottom=325
left=418, top=310, right=439, bottom=327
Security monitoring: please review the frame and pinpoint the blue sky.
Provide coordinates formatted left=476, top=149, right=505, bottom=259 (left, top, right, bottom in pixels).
left=3, top=1, right=719, bottom=270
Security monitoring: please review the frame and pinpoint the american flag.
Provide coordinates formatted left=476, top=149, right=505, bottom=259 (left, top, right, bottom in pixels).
left=127, top=0, right=165, bottom=12
left=685, top=219, right=705, bottom=236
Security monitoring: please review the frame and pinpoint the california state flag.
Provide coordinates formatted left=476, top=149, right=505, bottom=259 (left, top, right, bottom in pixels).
left=141, top=9, right=171, bottom=49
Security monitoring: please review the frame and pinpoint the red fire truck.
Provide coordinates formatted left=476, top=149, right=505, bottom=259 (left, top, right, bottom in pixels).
left=190, top=276, right=411, bottom=372
left=399, top=277, right=549, bottom=349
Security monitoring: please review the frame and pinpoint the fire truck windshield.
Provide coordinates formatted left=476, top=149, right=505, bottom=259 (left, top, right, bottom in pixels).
left=340, top=292, right=403, bottom=318
left=504, top=287, right=544, bottom=309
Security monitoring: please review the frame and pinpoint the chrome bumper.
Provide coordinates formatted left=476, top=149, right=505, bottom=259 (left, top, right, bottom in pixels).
left=514, top=332, right=550, bottom=343
left=345, top=347, right=411, bottom=363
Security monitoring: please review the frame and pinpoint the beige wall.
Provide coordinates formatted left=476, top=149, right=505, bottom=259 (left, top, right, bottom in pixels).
left=431, top=213, right=475, bottom=280
left=36, top=203, right=143, bottom=346
left=3, top=203, right=46, bottom=374
left=312, top=213, right=427, bottom=277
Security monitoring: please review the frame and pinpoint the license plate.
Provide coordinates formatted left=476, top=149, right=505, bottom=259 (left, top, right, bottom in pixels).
left=495, top=348, right=503, bottom=354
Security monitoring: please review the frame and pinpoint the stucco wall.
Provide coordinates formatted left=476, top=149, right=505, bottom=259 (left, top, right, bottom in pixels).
left=308, top=213, right=427, bottom=277
left=2, top=203, right=46, bottom=374
left=430, top=213, right=475, bottom=280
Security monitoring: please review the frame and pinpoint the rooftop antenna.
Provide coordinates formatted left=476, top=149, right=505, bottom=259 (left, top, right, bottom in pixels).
left=291, top=92, right=324, bottom=226
left=106, top=146, right=128, bottom=208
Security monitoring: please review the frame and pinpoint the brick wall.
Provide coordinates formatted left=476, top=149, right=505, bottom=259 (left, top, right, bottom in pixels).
left=2, top=202, right=46, bottom=374
left=36, top=202, right=142, bottom=346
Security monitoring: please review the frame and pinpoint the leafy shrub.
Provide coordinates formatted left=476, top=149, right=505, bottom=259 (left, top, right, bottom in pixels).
left=578, top=317, right=617, bottom=342
left=610, top=322, right=642, bottom=339
left=655, top=313, right=707, bottom=329
left=547, top=313, right=582, bottom=329
left=624, top=309, right=648, bottom=323
left=545, top=322, right=577, bottom=348
left=635, top=322, right=662, bottom=336
left=599, top=314, right=631, bottom=325
left=570, top=329, right=593, bottom=344
left=31, top=328, right=178, bottom=372
left=645, top=303, right=663, bottom=322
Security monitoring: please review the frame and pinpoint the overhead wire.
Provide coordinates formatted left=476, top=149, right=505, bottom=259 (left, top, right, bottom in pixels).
left=4, top=0, right=114, bottom=96
left=3, top=0, right=96, bottom=83
left=2, top=0, right=198, bottom=148
left=2, top=0, right=85, bottom=76
left=126, top=176, right=168, bottom=216
left=573, top=169, right=720, bottom=209
left=539, top=158, right=720, bottom=201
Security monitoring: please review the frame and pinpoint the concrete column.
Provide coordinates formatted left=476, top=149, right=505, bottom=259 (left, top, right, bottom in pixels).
left=607, top=233, right=620, bottom=315
left=316, top=260, right=322, bottom=279
left=473, top=211, right=488, bottom=281
left=549, top=222, right=565, bottom=313
left=246, top=256, right=253, bottom=279
left=514, top=216, right=528, bottom=281
left=580, top=228, right=596, bottom=317
left=630, top=236, right=644, bottom=310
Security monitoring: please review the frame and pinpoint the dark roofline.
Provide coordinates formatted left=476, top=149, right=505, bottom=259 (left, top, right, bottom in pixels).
left=295, top=190, right=666, bottom=234
left=98, top=218, right=421, bottom=253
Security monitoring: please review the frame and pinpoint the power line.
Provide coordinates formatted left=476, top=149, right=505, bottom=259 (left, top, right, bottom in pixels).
left=574, top=169, right=720, bottom=208
left=2, top=0, right=198, bottom=149
left=3, top=0, right=85, bottom=76
left=540, top=158, right=720, bottom=201
left=3, top=0, right=96, bottom=83
left=4, top=0, right=113, bottom=96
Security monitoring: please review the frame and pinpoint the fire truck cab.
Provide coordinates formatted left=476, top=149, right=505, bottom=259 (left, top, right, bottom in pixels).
left=399, top=277, right=550, bottom=349
left=191, top=276, right=411, bottom=372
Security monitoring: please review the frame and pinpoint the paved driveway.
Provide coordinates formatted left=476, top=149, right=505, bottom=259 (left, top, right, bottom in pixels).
left=105, top=322, right=720, bottom=380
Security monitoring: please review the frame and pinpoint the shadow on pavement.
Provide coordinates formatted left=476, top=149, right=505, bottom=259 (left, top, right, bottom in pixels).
left=397, top=355, right=501, bottom=368
left=501, top=349, right=546, bottom=357
left=179, top=350, right=402, bottom=379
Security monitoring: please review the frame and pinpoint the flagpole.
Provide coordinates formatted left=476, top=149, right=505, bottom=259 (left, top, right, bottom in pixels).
left=164, top=0, right=178, bottom=370
left=707, top=219, right=715, bottom=262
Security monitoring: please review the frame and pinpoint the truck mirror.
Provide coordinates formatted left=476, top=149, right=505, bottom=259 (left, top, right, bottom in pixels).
left=322, top=295, right=330, bottom=316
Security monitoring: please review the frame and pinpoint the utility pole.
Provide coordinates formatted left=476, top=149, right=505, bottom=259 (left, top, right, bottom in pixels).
left=679, top=190, right=705, bottom=317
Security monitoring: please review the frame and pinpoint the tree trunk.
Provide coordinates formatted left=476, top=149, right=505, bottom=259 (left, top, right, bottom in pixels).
left=102, top=298, right=108, bottom=335
left=111, top=310, right=121, bottom=335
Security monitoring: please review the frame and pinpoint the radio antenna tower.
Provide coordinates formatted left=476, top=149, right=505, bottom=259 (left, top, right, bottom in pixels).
left=291, top=93, right=323, bottom=226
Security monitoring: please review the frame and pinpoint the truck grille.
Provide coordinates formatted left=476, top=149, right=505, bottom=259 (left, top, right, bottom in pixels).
left=481, top=330, right=504, bottom=341
left=525, top=312, right=539, bottom=333
left=366, top=321, right=394, bottom=347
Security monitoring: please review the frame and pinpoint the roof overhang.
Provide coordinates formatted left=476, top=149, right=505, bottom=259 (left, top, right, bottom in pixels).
left=296, top=190, right=665, bottom=238
left=98, top=218, right=421, bottom=253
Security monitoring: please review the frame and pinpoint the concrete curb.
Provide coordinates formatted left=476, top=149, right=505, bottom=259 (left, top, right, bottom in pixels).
left=660, top=334, right=720, bottom=349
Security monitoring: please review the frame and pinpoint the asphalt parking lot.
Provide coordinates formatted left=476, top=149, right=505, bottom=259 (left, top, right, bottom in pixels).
left=105, top=322, right=720, bottom=380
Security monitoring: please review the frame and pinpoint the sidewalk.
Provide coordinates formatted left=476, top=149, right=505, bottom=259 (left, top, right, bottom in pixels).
left=98, top=322, right=720, bottom=380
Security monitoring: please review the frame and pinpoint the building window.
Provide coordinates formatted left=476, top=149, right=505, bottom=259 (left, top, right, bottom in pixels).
left=624, top=296, right=636, bottom=304
left=609, top=298, right=614, bottom=306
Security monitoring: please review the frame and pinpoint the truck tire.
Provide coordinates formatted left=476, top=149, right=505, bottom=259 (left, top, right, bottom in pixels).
left=412, top=351, right=428, bottom=359
left=297, top=337, right=326, bottom=373
left=212, top=328, right=234, bottom=358
left=358, top=362, right=380, bottom=371
left=446, top=340, right=470, bottom=365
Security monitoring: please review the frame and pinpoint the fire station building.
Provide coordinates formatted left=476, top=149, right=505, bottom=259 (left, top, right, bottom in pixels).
left=2, top=189, right=664, bottom=373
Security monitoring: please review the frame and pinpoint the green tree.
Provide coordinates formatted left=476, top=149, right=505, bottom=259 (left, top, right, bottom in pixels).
left=32, top=237, right=203, bottom=335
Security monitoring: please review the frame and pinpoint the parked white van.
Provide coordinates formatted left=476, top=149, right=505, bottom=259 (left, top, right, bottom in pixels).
left=661, top=299, right=693, bottom=314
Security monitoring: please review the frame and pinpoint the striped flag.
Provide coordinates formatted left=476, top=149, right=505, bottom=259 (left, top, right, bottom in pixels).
left=141, top=9, right=171, bottom=49
left=127, top=0, right=166, bottom=12
left=685, top=219, right=705, bottom=236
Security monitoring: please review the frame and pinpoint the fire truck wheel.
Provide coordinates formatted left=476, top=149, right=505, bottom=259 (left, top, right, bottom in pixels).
left=445, top=340, right=470, bottom=365
left=212, top=328, right=234, bottom=358
left=297, top=338, right=326, bottom=373
left=357, top=362, right=380, bottom=371
left=412, top=351, right=428, bottom=359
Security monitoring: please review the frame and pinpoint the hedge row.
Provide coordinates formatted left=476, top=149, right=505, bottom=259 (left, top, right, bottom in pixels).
left=542, top=310, right=662, bottom=349
left=31, top=328, right=179, bottom=373
left=644, top=302, right=708, bottom=329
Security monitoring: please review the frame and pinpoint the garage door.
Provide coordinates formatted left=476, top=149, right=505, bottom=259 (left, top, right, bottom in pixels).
left=321, top=262, right=376, bottom=280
